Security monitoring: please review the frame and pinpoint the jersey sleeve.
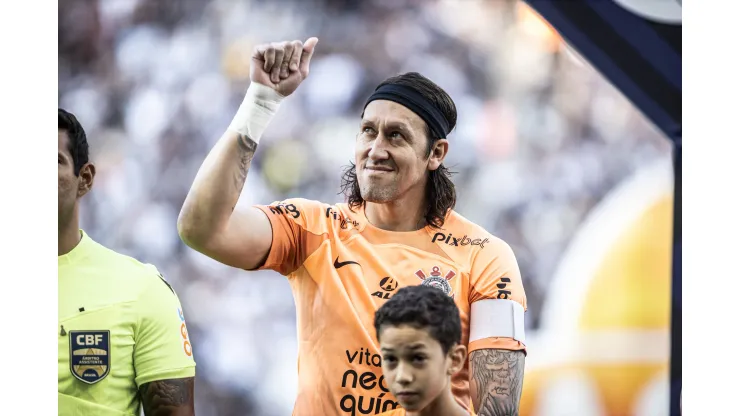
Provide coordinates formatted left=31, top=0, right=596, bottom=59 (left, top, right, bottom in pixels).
left=467, top=237, right=528, bottom=354
left=253, top=198, right=329, bottom=275
left=133, top=267, right=196, bottom=387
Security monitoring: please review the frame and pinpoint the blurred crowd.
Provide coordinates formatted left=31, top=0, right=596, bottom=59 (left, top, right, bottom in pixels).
left=58, top=0, right=671, bottom=414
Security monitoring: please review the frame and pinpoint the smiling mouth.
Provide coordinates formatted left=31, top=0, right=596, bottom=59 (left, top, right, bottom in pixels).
left=366, top=167, right=393, bottom=173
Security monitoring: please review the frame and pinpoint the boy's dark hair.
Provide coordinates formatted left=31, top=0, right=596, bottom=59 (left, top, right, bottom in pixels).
left=340, top=72, right=457, bottom=229
left=374, top=285, right=462, bottom=354
left=58, top=108, right=89, bottom=176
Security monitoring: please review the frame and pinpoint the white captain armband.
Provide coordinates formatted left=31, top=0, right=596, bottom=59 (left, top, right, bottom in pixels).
left=469, top=299, right=526, bottom=344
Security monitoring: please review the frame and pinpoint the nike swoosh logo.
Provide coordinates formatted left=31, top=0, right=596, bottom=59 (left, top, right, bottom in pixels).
left=334, top=257, right=360, bottom=269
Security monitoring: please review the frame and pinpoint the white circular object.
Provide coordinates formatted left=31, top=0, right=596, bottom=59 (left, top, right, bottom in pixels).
left=612, top=0, right=682, bottom=24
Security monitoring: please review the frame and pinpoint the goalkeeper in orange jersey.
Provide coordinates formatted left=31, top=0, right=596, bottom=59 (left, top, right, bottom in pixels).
left=178, top=36, right=527, bottom=415
left=374, top=285, right=470, bottom=416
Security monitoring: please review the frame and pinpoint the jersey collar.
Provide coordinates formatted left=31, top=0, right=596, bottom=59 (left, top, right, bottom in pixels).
left=58, top=230, right=94, bottom=266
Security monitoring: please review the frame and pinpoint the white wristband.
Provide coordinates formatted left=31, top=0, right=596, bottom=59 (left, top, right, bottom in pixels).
left=227, top=82, right=285, bottom=144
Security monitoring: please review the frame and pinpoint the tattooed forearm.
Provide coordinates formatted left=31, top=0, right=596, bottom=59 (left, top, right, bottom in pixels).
left=478, top=393, right=519, bottom=416
left=470, top=349, right=525, bottom=416
left=234, top=133, right=257, bottom=193
left=139, top=377, right=195, bottom=416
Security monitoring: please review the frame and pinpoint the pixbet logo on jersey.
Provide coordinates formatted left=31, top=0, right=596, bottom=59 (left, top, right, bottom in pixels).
left=432, top=232, right=489, bottom=249
left=416, top=266, right=456, bottom=297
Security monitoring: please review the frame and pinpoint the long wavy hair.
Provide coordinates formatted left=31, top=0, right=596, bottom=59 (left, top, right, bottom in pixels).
left=340, top=72, right=457, bottom=229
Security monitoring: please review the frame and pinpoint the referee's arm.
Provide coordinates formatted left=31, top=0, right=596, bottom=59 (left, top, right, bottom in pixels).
left=139, top=377, right=195, bottom=416
left=135, top=270, right=197, bottom=416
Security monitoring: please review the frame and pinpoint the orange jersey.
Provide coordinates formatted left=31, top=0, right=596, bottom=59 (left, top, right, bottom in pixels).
left=376, top=409, right=405, bottom=416
left=255, top=199, right=527, bottom=416
left=376, top=408, right=474, bottom=416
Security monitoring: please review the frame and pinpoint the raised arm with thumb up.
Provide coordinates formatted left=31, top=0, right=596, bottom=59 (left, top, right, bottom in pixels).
left=250, top=37, right=319, bottom=97
left=178, top=37, right=319, bottom=271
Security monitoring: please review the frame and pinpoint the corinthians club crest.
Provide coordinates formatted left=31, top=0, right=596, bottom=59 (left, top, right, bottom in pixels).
left=415, top=266, right=456, bottom=297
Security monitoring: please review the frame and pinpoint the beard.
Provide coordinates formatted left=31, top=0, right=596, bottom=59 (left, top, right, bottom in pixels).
left=360, top=181, right=398, bottom=204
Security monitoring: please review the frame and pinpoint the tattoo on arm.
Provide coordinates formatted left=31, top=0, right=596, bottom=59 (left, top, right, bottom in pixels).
left=139, top=377, right=195, bottom=416
left=234, top=133, right=257, bottom=193
left=470, top=349, right=525, bottom=416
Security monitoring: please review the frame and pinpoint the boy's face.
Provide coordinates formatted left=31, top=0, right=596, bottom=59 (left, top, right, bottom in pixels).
left=379, top=324, right=465, bottom=412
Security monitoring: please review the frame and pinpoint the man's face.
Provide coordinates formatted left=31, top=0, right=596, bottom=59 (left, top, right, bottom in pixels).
left=379, top=324, right=461, bottom=411
left=58, top=129, right=93, bottom=228
left=356, top=100, right=448, bottom=204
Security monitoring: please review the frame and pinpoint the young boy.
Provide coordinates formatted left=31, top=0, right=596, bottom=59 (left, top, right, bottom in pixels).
left=374, top=285, right=470, bottom=416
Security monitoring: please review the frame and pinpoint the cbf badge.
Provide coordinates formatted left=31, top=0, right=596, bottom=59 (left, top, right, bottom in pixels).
left=69, top=330, right=110, bottom=384
left=415, top=266, right=456, bottom=297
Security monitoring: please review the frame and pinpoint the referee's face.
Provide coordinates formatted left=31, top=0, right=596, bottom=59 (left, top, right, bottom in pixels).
left=357, top=100, right=448, bottom=204
left=58, top=130, right=94, bottom=226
